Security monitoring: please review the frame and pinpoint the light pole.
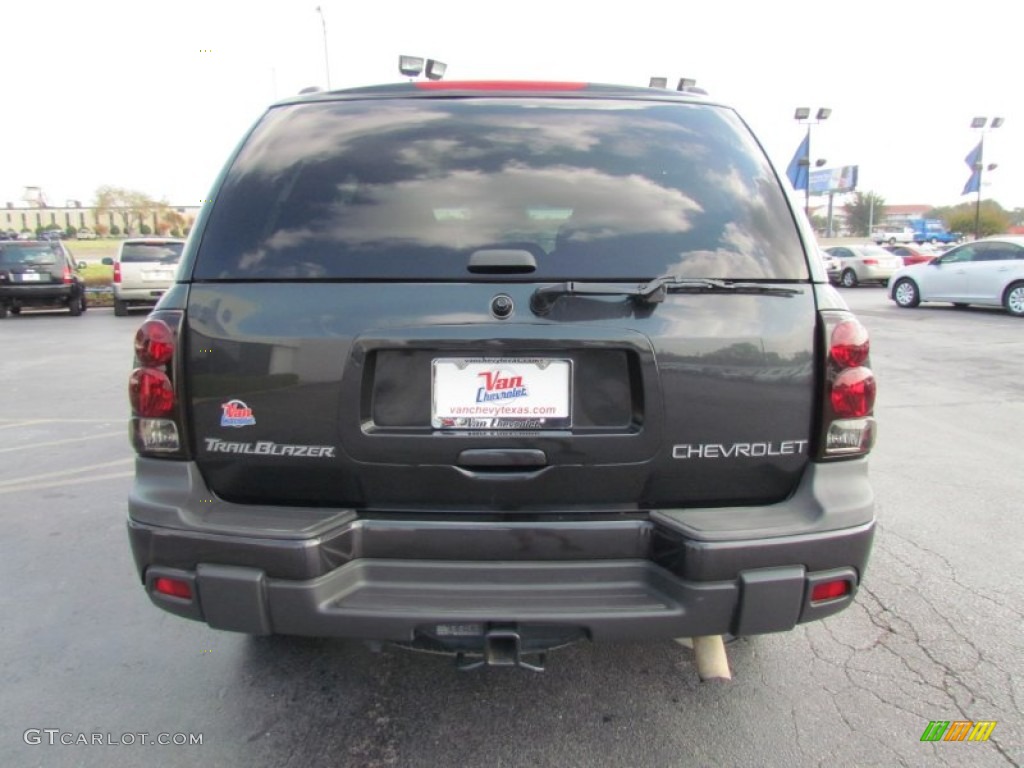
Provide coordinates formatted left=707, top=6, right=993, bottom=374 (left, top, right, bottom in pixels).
left=793, top=107, right=831, bottom=220
left=315, top=6, right=330, bottom=90
left=968, top=116, right=1003, bottom=239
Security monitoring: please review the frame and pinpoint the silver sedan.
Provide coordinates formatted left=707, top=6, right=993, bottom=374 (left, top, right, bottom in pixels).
left=888, top=235, right=1024, bottom=316
left=825, top=244, right=904, bottom=287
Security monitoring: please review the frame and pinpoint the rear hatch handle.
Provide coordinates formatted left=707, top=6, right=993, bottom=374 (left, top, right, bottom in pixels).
left=456, top=449, right=547, bottom=470
left=468, top=248, right=538, bottom=274
left=530, top=276, right=801, bottom=315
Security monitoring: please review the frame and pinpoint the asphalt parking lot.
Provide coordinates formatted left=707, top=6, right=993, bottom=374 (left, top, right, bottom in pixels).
left=1, top=291, right=1021, bottom=767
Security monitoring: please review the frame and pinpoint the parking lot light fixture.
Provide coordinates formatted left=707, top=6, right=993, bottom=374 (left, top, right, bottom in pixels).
left=424, top=59, right=447, bottom=81
left=399, top=55, right=445, bottom=81
left=399, top=55, right=424, bottom=78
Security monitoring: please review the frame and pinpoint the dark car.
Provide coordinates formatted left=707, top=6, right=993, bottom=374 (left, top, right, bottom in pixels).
left=0, top=240, right=87, bottom=317
left=126, top=81, right=877, bottom=668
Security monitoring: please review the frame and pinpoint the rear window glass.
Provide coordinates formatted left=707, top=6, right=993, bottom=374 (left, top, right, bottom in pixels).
left=195, top=98, right=806, bottom=281
left=0, top=244, right=59, bottom=265
left=121, top=242, right=184, bottom=264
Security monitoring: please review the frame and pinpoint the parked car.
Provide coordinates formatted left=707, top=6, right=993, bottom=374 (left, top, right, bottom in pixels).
left=889, top=235, right=1024, bottom=316
left=0, top=240, right=88, bottom=317
left=125, top=80, right=878, bottom=666
left=103, top=237, right=185, bottom=316
left=883, top=244, right=939, bottom=267
left=825, top=244, right=903, bottom=287
left=76, top=227, right=97, bottom=240
left=820, top=247, right=842, bottom=283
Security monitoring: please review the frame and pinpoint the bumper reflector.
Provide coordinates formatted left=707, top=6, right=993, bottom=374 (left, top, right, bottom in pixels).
left=811, top=579, right=850, bottom=602
left=154, top=577, right=192, bottom=600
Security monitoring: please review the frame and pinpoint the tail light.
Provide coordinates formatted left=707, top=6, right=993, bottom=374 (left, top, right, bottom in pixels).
left=129, top=311, right=188, bottom=457
left=817, top=313, right=876, bottom=459
left=62, top=266, right=73, bottom=284
left=862, top=259, right=878, bottom=266
left=113, top=262, right=122, bottom=283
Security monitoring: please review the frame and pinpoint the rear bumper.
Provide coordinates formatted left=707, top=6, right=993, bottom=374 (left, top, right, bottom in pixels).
left=859, top=267, right=896, bottom=282
left=128, top=458, right=875, bottom=642
left=0, top=284, right=77, bottom=304
left=113, top=284, right=170, bottom=303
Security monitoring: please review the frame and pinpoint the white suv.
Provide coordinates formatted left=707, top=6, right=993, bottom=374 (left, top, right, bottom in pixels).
left=108, top=238, right=185, bottom=316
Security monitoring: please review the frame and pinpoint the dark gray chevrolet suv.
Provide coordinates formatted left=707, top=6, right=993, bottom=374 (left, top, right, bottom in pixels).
left=127, top=81, right=876, bottom=666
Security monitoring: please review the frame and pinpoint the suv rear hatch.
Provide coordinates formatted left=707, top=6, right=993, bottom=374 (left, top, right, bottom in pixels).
left=118, top=240, right=184, bottom=292
left=180, top=90, right=817, bottom=512
left=0, top=242, right=63, bottom=284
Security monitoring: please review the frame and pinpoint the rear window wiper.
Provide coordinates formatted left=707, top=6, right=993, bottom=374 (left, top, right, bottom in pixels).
left=530, top=276, right=801, bottom=315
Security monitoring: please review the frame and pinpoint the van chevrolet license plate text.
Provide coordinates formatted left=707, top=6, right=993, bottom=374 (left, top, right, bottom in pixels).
left=432, top=358, right=571, bottom=429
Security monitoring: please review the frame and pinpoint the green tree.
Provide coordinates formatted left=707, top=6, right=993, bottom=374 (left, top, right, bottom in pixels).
left=946, top=200, right=1010, bottom=238
left=94, top=185, right=167, bottom=236
left=844, top=191, right=886, bottom=237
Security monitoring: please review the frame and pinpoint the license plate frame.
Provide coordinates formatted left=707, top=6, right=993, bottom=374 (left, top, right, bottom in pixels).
left=431, top=358, right=572, bottom=430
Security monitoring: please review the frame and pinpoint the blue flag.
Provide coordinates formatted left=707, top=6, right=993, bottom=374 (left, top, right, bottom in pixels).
left=963, top=141, right=982, bottom=195
left=786, top=134, right=809, bottom=191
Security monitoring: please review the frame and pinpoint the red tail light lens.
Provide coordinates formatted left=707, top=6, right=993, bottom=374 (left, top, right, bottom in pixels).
left=830, top=320, right=869, bottom=368
left=135, top=319, right=175, bottom=366
left=130, top=368, right=175, bottom=416
left=113, top=262, right=122, bottom=283
left=62, top=266, right=72, bottom=284
left=831, top=368, right=876, bottom=418
left=863, top=259, right=878, bottom=266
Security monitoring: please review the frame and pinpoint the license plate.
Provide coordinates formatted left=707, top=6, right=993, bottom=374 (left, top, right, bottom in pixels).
left=142, top=270, right=172, bottom=281
left=18, top=273, right=42, bottom=282
left=432, top=358, right=571, bottom=429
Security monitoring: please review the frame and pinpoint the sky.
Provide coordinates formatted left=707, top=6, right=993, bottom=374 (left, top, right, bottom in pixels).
left=2, top=0, right=1020, bottom=213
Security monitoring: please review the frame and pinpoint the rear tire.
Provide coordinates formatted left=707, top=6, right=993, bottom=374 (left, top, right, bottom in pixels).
left=893, top=278, right=920, bottom=308
left=1004, top=281, right=1024, bottom=317
left=68, top=295, right=83, bottom=316
left=114, top=299, right=128, bottom=317
left=841, top=269, right=859, bottom=288
left=9, top=306, right=20, bottom=315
